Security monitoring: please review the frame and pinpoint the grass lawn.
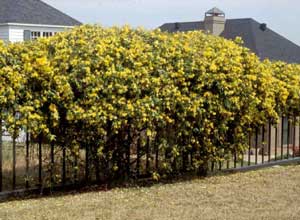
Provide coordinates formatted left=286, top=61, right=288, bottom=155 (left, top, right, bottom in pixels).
left=0, top=165, right=300, bottom=220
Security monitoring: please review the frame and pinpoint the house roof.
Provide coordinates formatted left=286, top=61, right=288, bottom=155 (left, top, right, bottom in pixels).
left=159, top=18, right=300, bottom=64
left=0, top=0, right=81, bottom=26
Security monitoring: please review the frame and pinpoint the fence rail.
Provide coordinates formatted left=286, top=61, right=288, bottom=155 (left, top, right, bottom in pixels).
left=0, top=116, right=299, bottom=198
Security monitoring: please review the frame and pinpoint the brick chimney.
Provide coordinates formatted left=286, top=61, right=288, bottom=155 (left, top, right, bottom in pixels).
left=204, top=7, right=225, bottom=36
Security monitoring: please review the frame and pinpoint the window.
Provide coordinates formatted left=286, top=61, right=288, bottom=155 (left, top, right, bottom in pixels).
left=31, top=31, right=41, bottom=40
left=28, top=31, right=55, bottom=40
left=43, top=32, right=53, bottom=37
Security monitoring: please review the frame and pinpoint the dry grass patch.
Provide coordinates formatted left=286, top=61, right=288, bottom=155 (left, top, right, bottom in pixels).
left=1, top=165, right=300, bottom=220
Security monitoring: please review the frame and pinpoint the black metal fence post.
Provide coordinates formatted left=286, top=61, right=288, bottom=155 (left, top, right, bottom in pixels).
left=62, top=146, right=66, bottom=186
left=241, top=152, right=244, bottom=168
left=219, top=161, right=222, bottom=171
left=255, top=128, right=258, bottom=165
left=50, top=141, right=54, bottom=186
left=85, top=143, right=89, bottom=183
left=299, top=117, right=300, bottom=158
left=74, top=152, right=78, bottom=184
left=12, top=128, right=16, bottom=190
left=155, top=136, right=159, bottom=170
left=262, top=125, right=265, bottom=164
left=25, top=131, right=29, bottom=189
left=293, top=116, right=296, bottom=158
left=275, top=125, right=278, bottom=161
left=281, top=116, right=284, bottom=160
left=126, top=124, right=131, bottom=178
left=211, top=161, right=215, bottom=172
left=287, top=116, right=290, bottom=159
left=182, top=148, right=188, bottom=172
left=248, top=133, right=251, bottom=166
left=146, top=136, right=150, bottom=175
left=38, top=134, right=42, bottom=187
left=226, top=158, right=230, bottom=169
left=268, top=122, right=271, bottom=162
left=233, top=150, right=237, bottom=168
left=0, top=113, right=2, bottom=192
left=136, top=134, right=141, bottom=178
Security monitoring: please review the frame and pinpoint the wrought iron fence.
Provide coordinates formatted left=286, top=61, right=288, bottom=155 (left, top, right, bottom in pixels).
left=0, top=116, right=299, bottom=198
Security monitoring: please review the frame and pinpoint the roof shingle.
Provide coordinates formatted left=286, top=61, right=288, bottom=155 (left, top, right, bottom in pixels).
left=159, top=18, right=300, bottom=64
left=0, top=0, right=81, bottom=26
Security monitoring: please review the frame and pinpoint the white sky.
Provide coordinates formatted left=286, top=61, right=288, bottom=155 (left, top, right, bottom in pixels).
left=45, top=0, right=300, bottom=46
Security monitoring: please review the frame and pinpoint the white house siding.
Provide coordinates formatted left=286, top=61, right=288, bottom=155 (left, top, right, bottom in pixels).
left=8, top=24, right=71, bottom=42
left=0, top=25, right=9, bottom=42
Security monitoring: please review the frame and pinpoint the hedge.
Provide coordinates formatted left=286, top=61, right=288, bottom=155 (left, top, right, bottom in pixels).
left=0, top=25, right=300, bottom=181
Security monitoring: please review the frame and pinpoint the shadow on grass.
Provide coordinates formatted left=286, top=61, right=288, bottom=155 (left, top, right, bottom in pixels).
left=2, top=160, right=300, bottom=204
